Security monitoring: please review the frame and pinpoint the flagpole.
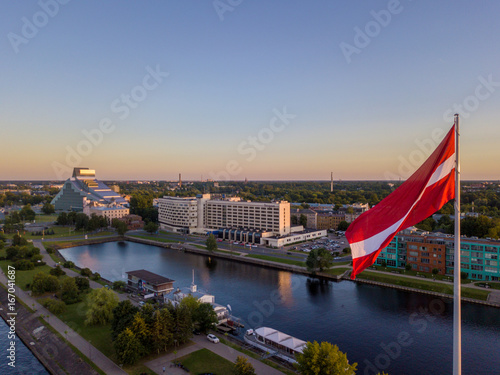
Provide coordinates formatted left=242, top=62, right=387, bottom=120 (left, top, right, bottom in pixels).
left=453, top=113, right=461, bottom=375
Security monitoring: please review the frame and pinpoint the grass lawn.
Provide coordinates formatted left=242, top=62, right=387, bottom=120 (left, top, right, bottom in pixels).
left=461, top=287, right=491, bottom=301
left=324, top=267, right=351, bottom=276
left=194, top=244, right=207, bottom=250
left=128, top=234, right=179, bottom=243
left=245, top=254, right=305, bottom=267
left=332, top=261, right=351, bottom=266
left=475, top=282, right=500, bottom=290
left=0, top=259, right=53, bottom=290
left=358, top=271, right=491, bottom=300
left=178, top=348, right=235, bottom=374
left=369, top=265, right=474, bottom=284
left=57, top=299, right=116, bottom=361
left=34, top=214, right=59, bottom=223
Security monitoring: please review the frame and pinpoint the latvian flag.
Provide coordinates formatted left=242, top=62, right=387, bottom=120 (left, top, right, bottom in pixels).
left=346, top=125, right=456, bottom=280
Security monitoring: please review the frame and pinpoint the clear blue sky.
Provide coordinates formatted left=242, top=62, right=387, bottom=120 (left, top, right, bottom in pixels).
left=1, top=0, right=499, bottom=181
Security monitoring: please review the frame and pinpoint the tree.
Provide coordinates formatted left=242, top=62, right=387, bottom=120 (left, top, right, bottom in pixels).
left=75, top=213, right=89, bottom=230
left=50, top=265, right=66, bottom=277
left=150, top=308, right=174, bottom=354
left=460, top=271, right=468, bottom=280
left=432, top=268, right=439, bottom=275
left=306, top=248, right=333, bottom=274
left=6, top=246, right=20, bottom=261
left=206, top=234, right=217, bottom=253
left=405, top=264, right=412, bottom=271
left=20, top=204, right=36, bottom=221
left=342, top=247, right=351, bottom=254
left=194, top=303, right=218, bottom=333
left=130, top=313, right=151, bottom=354
left=112, top=280, right=126, bottom=291
left=168, top=303, right=193, bottom=345
left=337, top=221, right=349, bottom=231
left=114, top=328, right=143, bottom=365
left=91, top=272, right=101, bottom=281
left=42, top=203, right=55, bottom=215
left=111, top=300, right=140, bottom=340
left=415, top=217, right=437, bottom=232
left=85, top=288, right=119, bottom=325
left=81, top=267, right=92, bottom=277
left=291, top=215, right=298, bottom=225
left=12, top=234, right=28, bottom=246
left=299, top=214, right=308, bottom=227
left=60, top=277, right=80, bottom=304
left=31, top=272, right=59, bottom=295
left=295, top=341, right=357, bottom=375
left=380, top=260, right=387, bottom=268
left=112, top=218, right=128, bottom=236
left=56, top=212, right=68, bottom=226
left=75, top=277, right=90, bottom=292
left=234, top=356, right=256, bottom=375
left=144, top=221, right=158, bottom=234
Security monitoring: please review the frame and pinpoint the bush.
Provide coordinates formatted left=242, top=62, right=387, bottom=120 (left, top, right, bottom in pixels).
left=46, top=247, right=54, bottom=254
left=6, top=247, right=20, bottom=261
left=31, top=254, right=44, bottom=263
left=13, top=259, right=35, bottom=270
left=91, top=272, right=101, bottom=281
left=31, top=273, right=59, bottom=296
left=112, top=281, right=126, bottom=290
left=81, top=268, right=92, bottom=277
left=34, top=261, right=46, bottom=267
left=461, top=271, right=468, bottom=280
left=50, top=265, right=66, bottom=277
left=60, top=278, right=80, bottom=305
left=39, top=298, right=66, bottom=315
left=75, top=277, right=90, bottom=292
left=62, top=261, right=75, bottom=268
left=405, top=264, right=412, bottom=271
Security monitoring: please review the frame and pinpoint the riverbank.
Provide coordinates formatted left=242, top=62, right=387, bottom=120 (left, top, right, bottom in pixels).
left=0, top=280, right=99, bottom=374
left=124, top=235, right=500, bottom=308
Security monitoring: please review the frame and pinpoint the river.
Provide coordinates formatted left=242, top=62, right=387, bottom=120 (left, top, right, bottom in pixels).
left=0, top=318, right=49, bottom=375
left=59, top=241, right=500, bottom=375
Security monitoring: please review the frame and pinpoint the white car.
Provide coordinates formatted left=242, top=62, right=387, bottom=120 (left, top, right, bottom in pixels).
left=207, top=334, right=219, bottom=343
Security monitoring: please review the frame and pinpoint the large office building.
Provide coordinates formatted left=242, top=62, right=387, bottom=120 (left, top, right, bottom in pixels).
left=158, top=194, right=290, bottom=236
left=51, top=168, right=128, bottom=211
left=377, top=229, right=500, bottom=281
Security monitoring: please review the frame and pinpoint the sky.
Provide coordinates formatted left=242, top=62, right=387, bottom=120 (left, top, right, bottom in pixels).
left=1, top=0, right=499, bottom=181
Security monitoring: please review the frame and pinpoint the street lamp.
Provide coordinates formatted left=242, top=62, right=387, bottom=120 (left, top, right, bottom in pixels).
left=89, top=340, right=92, bottom=360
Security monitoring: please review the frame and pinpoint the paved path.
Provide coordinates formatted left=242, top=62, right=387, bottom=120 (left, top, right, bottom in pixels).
left=0, top=240, right=130, bottom=375
left=145, top=334, right=285, bottom=375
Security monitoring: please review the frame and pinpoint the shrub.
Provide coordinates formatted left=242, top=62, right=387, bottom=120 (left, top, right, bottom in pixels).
left=13, top=259, right=35, bottom=270
left=60, top=278, right=80, bottom=305
left=62, top=261, right=75, bottom=268
left=81, top=268, right=92, bottom=277
left=31, top=273, right=59, bottom=296
left=46, top=247, right=54, bottom=254
left=91, top=272, right=101, bottom=281
left=112, top=281, right=126, bottom=290
left=75, top=277, right=90, bottom=292
left=39, top=298, right=66, bottom=315
left=6, top=246, right=19, bottom=261
left=50, top=265, right=66, bottom=277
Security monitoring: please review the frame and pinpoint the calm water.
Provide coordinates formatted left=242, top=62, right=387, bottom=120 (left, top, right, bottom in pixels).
left=0, top=318, right=49, bottom=375
left=60, top=241, right=500, bottom=375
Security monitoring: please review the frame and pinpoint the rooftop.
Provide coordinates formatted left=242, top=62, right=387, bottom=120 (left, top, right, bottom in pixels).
left=126, top=269, right=175, bottom=285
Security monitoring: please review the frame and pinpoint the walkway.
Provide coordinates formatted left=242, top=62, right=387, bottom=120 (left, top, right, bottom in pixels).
left=0, top=240, right=130, bottom=374
left=145, top=334, right=285, bottom=375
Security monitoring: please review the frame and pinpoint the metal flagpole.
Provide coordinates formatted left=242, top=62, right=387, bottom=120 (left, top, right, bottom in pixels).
left=453, top=113, right=461, bottom=375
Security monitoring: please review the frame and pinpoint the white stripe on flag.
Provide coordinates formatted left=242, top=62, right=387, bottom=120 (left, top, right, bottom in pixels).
left=351, top=155, right=455, bottom=259
left=426, top=154, right=455, bottom=188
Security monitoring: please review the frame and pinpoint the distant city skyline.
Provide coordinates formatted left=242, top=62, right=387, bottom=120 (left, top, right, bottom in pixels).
left=2, top=1, right=499, bottom=181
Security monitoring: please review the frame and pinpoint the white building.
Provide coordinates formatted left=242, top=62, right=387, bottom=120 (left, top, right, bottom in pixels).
left=158, top=194, right=290, bottom=236
left=83, top=199, right=129, bottom=224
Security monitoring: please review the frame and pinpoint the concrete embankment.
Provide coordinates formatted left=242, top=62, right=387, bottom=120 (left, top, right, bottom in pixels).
left=0, top=285, right=98, bottom=375
left=347, top=276, right=500, bottom=308
left=125, top=236, right=346, bottom=281
left=59, top=235, right=499, bottom=309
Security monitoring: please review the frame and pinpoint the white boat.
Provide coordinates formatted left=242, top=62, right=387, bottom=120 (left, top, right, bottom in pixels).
left=244, top=327, right=307, bottom=364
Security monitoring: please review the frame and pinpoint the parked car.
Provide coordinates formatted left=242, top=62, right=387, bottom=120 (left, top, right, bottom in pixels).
left=207, top=334, right=219, bottom=343
left=217, top=239, right=223, bottom=242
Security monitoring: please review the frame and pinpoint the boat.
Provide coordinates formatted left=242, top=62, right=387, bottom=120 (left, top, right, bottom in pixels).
left=244, top=327, right=307, bottom=364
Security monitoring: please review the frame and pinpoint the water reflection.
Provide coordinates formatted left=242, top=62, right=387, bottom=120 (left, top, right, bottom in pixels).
left=59, top=241, right=500, bottom=375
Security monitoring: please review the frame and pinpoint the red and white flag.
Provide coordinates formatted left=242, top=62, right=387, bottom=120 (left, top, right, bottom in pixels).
left=346, top=125, right=456, bottom=280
